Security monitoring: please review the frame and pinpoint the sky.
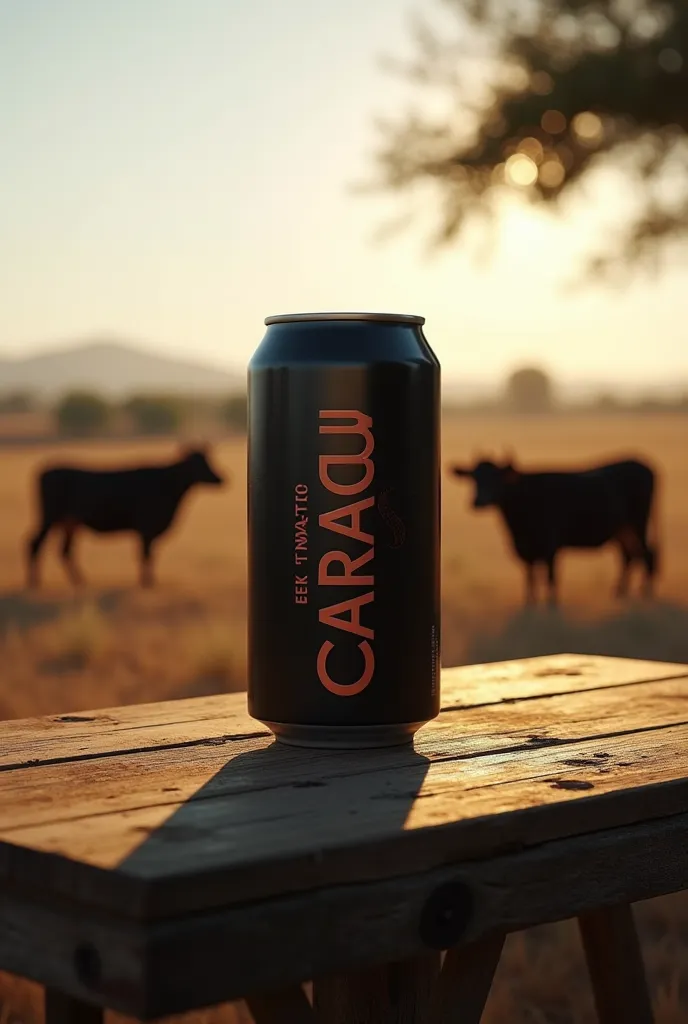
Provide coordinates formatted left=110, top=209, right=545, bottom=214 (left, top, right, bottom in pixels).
left=1, top=0, right=687, bottom=391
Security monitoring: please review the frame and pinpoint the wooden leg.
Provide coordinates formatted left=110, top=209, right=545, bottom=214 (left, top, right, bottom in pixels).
left=578, top=905, right=654, bottom=1024
left=429, top=933, right=505, bottom=1024
left=313, top=953, right=441, bottom=1024
left=44, top=989, right=103, bottom=1024
left=246, top=985, right=314, bottom=1024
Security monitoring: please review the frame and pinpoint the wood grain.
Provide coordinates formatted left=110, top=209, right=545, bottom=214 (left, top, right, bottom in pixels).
left=0, top=655, right=685, bottom=1017
left=2, top=654, right=684, bottom=770
left=578, top=905, right=654, bottom=1024
left=439, top=654, right=688, bottom=709
left=2, top=677, right=687, bottom=833
left=2, top=812, right=683, bottom=1017
left=0, top=703, right=687, bottom=917
left=1, top=726, right=687, bottom=918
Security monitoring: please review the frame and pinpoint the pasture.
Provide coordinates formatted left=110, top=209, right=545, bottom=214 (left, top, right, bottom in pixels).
left=0, top=413, right=687, bottom=720
left=0, top=414, right=687, bottom=1022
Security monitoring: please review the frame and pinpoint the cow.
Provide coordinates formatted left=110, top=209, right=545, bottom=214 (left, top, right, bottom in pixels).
left=449, top=454, right=658, bottom=605
left=26, top=446, right=225, bottom=588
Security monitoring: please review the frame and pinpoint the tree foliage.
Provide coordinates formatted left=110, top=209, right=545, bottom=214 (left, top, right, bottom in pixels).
left=56, top=391, right=110, bottom=436
left=372, top=0, right=688, bottom=277
left=124, top=395, right=184, bottom=436
left=504, top=366, right=554, bottom=412
left=221, top=393, right=248, bottom=433
left=0, top=390, right=36, bottom=414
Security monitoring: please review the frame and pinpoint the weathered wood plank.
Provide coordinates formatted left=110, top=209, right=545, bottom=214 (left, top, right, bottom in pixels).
left=1, top=655, right=684, bottom=770
left=0, top=694, right=264, bottom=770
left=44, top=990, right=104, bottom=1024
left=312, top=955, right=440, bottom=1024
left=578, top=905, right=654, bottom=1024
left=429, top=933, right=505, bottom=1024
left=245, top=986, right=314, bottom=1024
left=0, top=891, right=142, bottom=1015
left=1, top=720, right=686, bottom=917
left=439, top=654, right=688, bottom=709
left=2, top=813, right=684, bottom=1018
left=2, top=677, right=686, bottom=833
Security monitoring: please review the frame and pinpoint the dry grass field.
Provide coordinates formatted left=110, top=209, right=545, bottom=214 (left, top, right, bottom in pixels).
left=1, top=414, right=687, bottom=718
left=1, top=413, right=687, bottom=1022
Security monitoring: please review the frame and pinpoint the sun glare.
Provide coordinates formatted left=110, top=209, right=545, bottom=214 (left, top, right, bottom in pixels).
left=572, top=112, right=603, bottom=145
left=518, top=137, right=544, bottom=164
left=539, top=158, right=566, bottom=188
left=505, top=153, right=538, bottom=187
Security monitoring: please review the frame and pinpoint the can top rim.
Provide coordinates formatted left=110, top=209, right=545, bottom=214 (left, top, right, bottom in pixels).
left=264, top=311, right=425, bottom=326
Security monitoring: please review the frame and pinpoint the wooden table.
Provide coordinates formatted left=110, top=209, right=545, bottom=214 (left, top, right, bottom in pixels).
left=1, top=654, right=687, bottom=1024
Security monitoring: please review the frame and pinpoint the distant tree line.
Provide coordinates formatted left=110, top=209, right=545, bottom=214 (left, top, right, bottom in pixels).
left=1, top=371, right=687, bottom=438
left=447, top=367, right=688, bottom=415
left=0, top=389, right=247, bottom=438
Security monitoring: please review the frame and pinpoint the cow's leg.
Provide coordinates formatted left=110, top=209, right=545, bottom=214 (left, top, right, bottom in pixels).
left=615, top=547, right=632, bottom=598
left=26, top=521, right=53, bottom=589
left=139, top=535, right=155, bottom=587
left=546, top=557, right=558, bottom=607
left=641, top=541, right=657, bottom=598
left=524, top=562, right=537, bottom=605
left=60, top=523, right=84, bottom=586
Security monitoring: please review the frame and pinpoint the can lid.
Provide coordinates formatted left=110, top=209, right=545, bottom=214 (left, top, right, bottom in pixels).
left=264, top=311, right=425, bottom=326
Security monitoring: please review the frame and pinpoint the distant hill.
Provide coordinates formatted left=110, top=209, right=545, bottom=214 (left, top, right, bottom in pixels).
left=0, top=338, right=244, bottom=397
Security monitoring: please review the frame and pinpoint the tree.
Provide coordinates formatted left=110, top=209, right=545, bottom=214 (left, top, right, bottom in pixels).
left=504, top=366, right=554, bottom=412
left=56, top=392, right=110, bottom=436
left=371, top=0, right=688, bottom=278
left=221, top=393, right=248, bottom=434
left=124, top=395, right=184, bottom=436
left=0, top=390, right=36, bottom=414
left=592, top=391, right=623, bottom=413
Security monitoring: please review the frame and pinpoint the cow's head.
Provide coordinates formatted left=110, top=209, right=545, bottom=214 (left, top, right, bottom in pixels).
left=449, top=456, right=520, bottom=508
left=179, top=445, right=226, bottom=486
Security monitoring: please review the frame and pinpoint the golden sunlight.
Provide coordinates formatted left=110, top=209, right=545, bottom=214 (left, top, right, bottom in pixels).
left=518, top=137, right=544, bottom=164
left=531, top=70, right=554, bottom=95
left=572, top=111, right=603, bottom=145
left=505, top=153, right=538, bottom=187
left=539, top=158, right=566, bottom=188
left=541, top=109, right=567, bottom=134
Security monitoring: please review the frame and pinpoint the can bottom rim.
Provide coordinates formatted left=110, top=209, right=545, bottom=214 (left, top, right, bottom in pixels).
left=261, top=720, right=426, bottom=750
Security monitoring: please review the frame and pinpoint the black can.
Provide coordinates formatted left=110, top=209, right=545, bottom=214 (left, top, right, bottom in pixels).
left=248, top=311, right=440, bottom=748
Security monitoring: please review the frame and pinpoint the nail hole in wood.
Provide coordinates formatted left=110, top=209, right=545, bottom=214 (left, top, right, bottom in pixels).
left=74, top=943, right=102, bottom=987
left=419, top=879, right=473, bottom=949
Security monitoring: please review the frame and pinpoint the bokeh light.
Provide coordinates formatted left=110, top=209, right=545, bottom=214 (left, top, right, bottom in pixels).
left=509, top=65, right=531, bottom=91
left=659, top=48, right=683, bottom=73
left=538, top=159, right=566, bottom=188
left=572, top=112, right=603, bottom=145
left=505, top=153, right=538, bottom=187
left=518, top=137, right=544, bottom=164
left=541, top=109, right=567, bottom=135
left=531, top=70, right=554, bottom=95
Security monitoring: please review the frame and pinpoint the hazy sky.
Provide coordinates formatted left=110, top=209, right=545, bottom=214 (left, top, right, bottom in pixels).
left=1, top=0, right=687, bottom=388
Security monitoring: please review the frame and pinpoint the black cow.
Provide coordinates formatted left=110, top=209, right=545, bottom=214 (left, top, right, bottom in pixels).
left=27, top=446, right=225, bottom=588
left=450, top=455, right=658, bottom=605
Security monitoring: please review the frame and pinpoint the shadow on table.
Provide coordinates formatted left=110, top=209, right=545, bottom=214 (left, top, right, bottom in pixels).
left=120, top=735, right=432, bottom=909
left=466, top=600, right=688, bottom=666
